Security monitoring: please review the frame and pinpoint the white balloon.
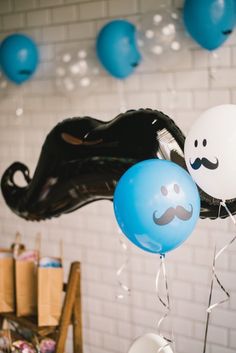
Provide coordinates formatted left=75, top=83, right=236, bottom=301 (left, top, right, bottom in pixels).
left=185, top=104, right=236, bottom=201
left=128, top=333, right=173, bottom=353
left=138, top=7, right=183, bottom=59
left=55, top=47, right=98, bottom=94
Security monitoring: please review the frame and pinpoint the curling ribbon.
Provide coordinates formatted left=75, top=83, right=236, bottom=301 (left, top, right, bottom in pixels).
left=203, top=200, right=236, bottom=353
left=156, top=254, right=175, bottom=353
left=116, top=230, right=131, bottom=300
left=208, top=52, right=219, bottom=81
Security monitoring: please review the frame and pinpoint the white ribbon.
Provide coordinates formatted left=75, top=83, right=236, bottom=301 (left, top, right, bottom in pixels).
left=116, top=233, right=131, bottom=300
left=203, top=200, right=236, bottom=353
left=156, top=255, right=175, bottom=353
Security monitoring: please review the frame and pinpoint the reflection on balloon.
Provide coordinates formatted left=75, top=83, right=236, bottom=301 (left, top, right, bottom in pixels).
left=0, top=34, right=39, bottom=84
left=185, top=104, right=236, bottom=201
left=139, top=7, right=183, bottom=58
left=96, top=20, right=142, bottom=79
left=128, top=333, right=173, bottom=353
left=183, top=0, right=235, bottom=50
left=56, top=48, right=99, bottom=93
left=113, top=159, right=200, bottom=254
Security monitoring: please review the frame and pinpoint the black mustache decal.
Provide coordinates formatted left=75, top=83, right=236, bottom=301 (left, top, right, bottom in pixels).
left=153, top=204, right=193, bottom=225
left=222, top=29, right=232, bottom=35
left=1, top=108, right=234, bottom=221
left=1, top=109, right=186, bottom=221
left=18, top=69, right=32, bottom=76
left=190, top=157, right=219, bottom=170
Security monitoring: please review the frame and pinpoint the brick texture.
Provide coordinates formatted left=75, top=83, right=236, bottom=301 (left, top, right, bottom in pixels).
left=0, top=1, right=235, bottom=353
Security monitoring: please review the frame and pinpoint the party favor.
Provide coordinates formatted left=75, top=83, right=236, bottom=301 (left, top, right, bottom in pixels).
left=15, top=250, right=38, bottom=317
left=0, top=248, right=14, bottom=313
left=38, top=253, right=63, bottom=326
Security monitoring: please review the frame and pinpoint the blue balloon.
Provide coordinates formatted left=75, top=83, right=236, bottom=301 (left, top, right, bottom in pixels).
left=96, top=20, right=141, bottom=79
left=0, top=34, right=39, bottom=84
left=114, top=160, right=200, bottom=254
left=183, top=0, right=235, bottom=50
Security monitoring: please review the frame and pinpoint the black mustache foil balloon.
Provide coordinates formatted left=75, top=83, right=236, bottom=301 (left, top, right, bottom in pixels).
left=0, top=108, right=231, bottom=221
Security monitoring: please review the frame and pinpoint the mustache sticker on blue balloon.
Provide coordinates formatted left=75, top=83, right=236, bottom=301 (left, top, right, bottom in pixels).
left=113, top=159, right=200, bottom=254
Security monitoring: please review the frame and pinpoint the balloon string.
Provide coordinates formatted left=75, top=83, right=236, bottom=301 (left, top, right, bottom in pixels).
left=156, top=254, right=175, bottom=353
left=203, top=201, right=236, bottom=353
left=116, top=233, right=131, bottom=300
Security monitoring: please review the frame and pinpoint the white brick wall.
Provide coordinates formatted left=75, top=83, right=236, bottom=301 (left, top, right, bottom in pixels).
left=0, top=1, right=236, bottom=353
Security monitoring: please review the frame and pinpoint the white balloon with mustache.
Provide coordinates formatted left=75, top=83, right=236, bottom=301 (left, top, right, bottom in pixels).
left=128, top=333, right=173, bottom=353
left=184, top=104, right=236, bottom=201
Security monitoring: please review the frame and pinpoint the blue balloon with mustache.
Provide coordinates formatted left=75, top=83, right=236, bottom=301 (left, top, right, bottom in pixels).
left=0, top=34, right=39, bottom=84
left=96, top=20, right=141, bottom=79
left=113, top=159, right=200, bottom=254
left=183, top=0, right=235, bottom=50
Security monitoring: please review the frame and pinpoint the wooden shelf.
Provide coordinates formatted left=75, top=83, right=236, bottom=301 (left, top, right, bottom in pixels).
left=1, top=313, right=57, bottom=336
left=0, top=262, right=83, bottom=353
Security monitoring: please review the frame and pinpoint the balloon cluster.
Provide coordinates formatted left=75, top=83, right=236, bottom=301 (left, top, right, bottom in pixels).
left=113, top=104, right=236, bottom=353
left=55, top=48, right=100, bottom=93
left=114, top=104, right=236, bottom=254
left=95, top=1, right=236, bottom=80
left=0, top=1, right=234, bottom=90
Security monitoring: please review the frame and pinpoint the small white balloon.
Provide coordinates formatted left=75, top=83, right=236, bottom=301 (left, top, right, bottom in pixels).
left=162, top=23, right=175, bottom=36
left=80, top=77, right=90, bottom=87
left=185, top=104, right=236, bottom=200
left=153, top=14, right=162, bottom=24
left=62, top=53, right=72, bottom=63
left=145, top=29, right=155, bottom=39
left=78, top=50, right=87, bottom=59
left=151, top=45, right=163, bottom=55
left=171, top=12, right=179, bottom=20
left=70, top=63, right=80, bottom=75
left=171, top=41, right=180, bottom=50
left=128, top=333, right=173, bottom=353
left=16, top=108, right=23, bottom=117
